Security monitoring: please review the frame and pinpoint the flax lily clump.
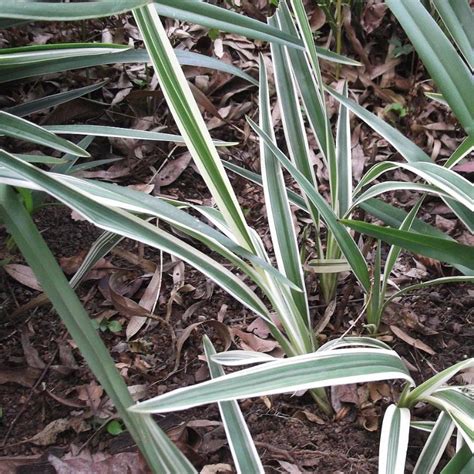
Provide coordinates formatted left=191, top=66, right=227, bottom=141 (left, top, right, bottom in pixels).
left=0, top=1, right=472, bottom=473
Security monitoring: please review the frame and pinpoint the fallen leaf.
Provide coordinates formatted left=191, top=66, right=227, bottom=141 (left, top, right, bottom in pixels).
left=28, top=418, right=89, bottom=446
left=331, top=384, right=359, bottom=412
left=278, top=460, right=303, bottom=474
left=21, top=330, right=46, bottom=369
left=4, top=264, right=42, bottom=291
left=390, top=325, right=436, bottom=355
left=155, top=152, right=192, bottom=187
left=0, top=368, right=41, bottom=387
left=232, top=328, right=278, bottom=353
left=200, top=463, right=233, bottom=474
left=48, top=452, right=148, bottom=474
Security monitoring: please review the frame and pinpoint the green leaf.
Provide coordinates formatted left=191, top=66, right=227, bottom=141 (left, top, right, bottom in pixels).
left=248, top=118, right=371, bottom=292
left=427, top=388, right=474, bottom=452
left=203, top=336, right=264, bottom=474
left=0, top=184, right=195, bottom=473
left=444, top=137, right=474, bottom=169
left=258, top=54, right=311, bottom=347
left=381, top=276, right=474, bottom=315
left=432, top=0, right=474, bottom=70
left=414, top=412, right=454, bottom=474
left=0, top=48, right=257, bottom=85
left=223, top=160, right=307, bottom=211
left=403, top=359, right=474, bottom=406
left=269, top=11, right=320, bottom=225
left=0, top=43, right=128, bottom=66
left=129, top=347, right=413, bottom=413
left=326, top=86, right=432, bottom=164
left=386, top=0, right=474, bottom=135
left=0, top=151, right=270, bottom=320
left=133, top=5, right=253, bottom=249
left=441, top=444, right=474, bottom=474
left=360, top=198, right=474, bottom=276
left=336, top=83, right=352, bottom=217
left=5, top=81, right=107, bottom=117
left=153, top=1, right=303, bottom=49
left=278, top=2, right=336, bottom=168
left=379, top=405, right=411, bottom=474
left=341, top=220, right=474, bottom=270
left=45, top=124, right=233, bottom=146
left=0, top=0, right=151, bottom=20
left=106, top=420, right=124, bottom=436
left=0, top=111, right=89, bottom=157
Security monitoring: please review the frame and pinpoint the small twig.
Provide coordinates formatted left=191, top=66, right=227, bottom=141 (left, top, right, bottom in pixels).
left=1, top=348, right=59, bottom=447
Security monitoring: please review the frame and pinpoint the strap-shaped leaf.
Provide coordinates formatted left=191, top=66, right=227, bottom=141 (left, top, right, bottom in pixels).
left=203, top=337, right=264, bottom=474
left=360, top=199, right=474, bottom=276
left=45, top=124, right=233, bottom=146
left=441, top=444, right=474, bottom=473
left=432, top=0, right=474, bottom=70
left=386, top=0, right=474, bottom=135
left=326, top=86, right=431, bottom=164
left=0, top=43, right=128, bottom=65
left=5, top=81, right=107, bottom=117
left=341, top=220, right=474, bottom=270
left=258, top=55, right=311, bottom=339
left=0, top=48, right=256, bottom=85
left=133, top=5, right=253, bottom=249
left=403, top=359, right=474, bottom=405
left=379, top=405, right=411, bottom=474
left=351, top=182, right=448, bottom=213
left=381, top=276, right=474, bottom=315
left=414, top=412, right=455, bottom=474
left=0, top=0, right=151, bottom=20
left=270, top=10, right=320, bottom=224
left=0, top=185, right=195, bottom=473
left=427, top=388, right=474, bottom=452
left=248, top=118, right=371, bottom=292
left=0, top=151, right=269, bottom=320
left=154, top=1, right=302, bottom=49
left=278, top=1, right=336, bottom=168
left=129, top=347, right=413, bottom=413
left=0, top=111, right=89, bottom=157
left=336, top=82, right=352, bottom=217
left=211, top=351, right=276, bottom=367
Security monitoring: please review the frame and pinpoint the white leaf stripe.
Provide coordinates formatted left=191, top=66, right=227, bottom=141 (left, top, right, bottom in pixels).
left=379, top=405, right=411, bottom=474
left=258, top=55, right=311, bottom=338
left=0, top=151, right=270, bottom=320
left=133, top=5, right=253, bottom=249
left=204, top=337, right=264, bottom=474
left=129, top=348, right=413, bottom=413
left=414, top=412, right=454, bottom=474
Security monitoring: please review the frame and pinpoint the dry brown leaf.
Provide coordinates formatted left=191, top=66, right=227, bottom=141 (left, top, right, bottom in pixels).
left=0, top=456, right=42, bottom=474
left=21, top=331, right=45, bottom=369
left=200, top=464, right=233, bottom=474
left=294, top=409, right=325, bottom=425
left=48, top=452, right=148, bottom=474
left=127, top=258, right=163, bottom=340
left=331, top=384, right=360, bottom=412
left=0, top=367, right=41, bottom=387
left=390, top=325, right=436, bottom=355
left=232, top=328, right=279, bottom=353
left=27, top=418, right=89, bottom=446
left=277, top=460, right=303, bottom=474
left=4, top=264, right=42, bottom=291
left=155, top=153, right=192, bottom=187
left=361, top=3, right=388, bottom=33
left=77, top=381, right=103, bottom=412
left=174, top=320, right=231, bottom=372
